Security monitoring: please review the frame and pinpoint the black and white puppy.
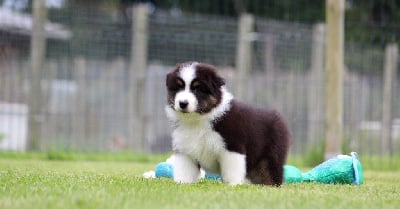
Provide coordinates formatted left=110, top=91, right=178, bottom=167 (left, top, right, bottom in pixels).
left=165, top=62, right=290, bottom=186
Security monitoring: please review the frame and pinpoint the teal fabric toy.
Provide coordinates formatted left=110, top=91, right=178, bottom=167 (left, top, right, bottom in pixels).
left=155, top=162, right=174, bottom=178
left=154, top=162, right=222, bottom=180
left=151, top=152, right=363, bottom=185
left=284, top=152, right=364, bottom=185
left=283, top=165, right=303, bottom=183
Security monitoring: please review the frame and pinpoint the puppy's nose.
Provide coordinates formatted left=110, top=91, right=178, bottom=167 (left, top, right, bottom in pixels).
left=179, top=100, right=189, bottom=109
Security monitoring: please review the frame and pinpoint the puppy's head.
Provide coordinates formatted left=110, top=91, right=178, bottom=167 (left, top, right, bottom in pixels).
left=166, top=62, right=225, bottom=114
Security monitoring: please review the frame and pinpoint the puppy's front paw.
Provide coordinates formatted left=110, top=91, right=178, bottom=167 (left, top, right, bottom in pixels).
left=143, top=171, right=156, bottom=178
left=171, top=153, right=201, bottom=184
left=223, top=176, right=245, bottom=186
left=173, top=169, right=201, bottom=184
left=227, top=181, right=243, bottom=186
left=173, top=177, right=197, bottom=184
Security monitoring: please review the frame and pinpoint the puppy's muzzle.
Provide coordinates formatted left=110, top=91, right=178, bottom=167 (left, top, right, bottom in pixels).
left=179, top=100, right=189, bottom=109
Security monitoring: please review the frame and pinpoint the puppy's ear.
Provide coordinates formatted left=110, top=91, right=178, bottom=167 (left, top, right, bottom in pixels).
left=166, top=64, right=181, bottom=87
left=212, top=72, right=225, bottom=88
left=166, top=71, right=173, bottom=87
left=196, top=63, right=225, bottom=89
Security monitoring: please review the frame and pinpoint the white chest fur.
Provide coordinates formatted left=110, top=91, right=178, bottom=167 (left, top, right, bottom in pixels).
left=165, top=88, right=246, bottom=185
left=172, top=120, right=226, bottom=173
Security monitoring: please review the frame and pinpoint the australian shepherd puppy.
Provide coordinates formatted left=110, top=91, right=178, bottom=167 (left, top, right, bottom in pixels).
left=165, top=62, right=290, bottom=186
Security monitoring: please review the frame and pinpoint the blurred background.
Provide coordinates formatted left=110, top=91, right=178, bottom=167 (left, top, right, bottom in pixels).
left=0, top=0, right=399, bottom=162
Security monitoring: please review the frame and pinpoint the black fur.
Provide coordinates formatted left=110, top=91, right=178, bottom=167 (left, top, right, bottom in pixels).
left=213, top=100, right=290, bottom=185
left=166, top=62, right=290, bottom=186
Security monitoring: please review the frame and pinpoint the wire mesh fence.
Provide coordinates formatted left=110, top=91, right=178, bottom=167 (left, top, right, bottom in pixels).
left=0, top=0, right=399, bottom=158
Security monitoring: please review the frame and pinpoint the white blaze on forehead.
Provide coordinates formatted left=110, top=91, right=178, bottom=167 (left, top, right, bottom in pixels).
left=174, top=62, right=199, bottom=113
left=178, top=62, right=198, bottom=89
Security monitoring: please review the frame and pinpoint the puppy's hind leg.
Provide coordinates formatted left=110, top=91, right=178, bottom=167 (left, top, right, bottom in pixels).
left=267, top=155, right=285, bottom=186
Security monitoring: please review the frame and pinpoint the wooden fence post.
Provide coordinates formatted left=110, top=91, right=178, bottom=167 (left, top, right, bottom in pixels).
left=325, top=0, right=344, bottom=159
left=235, top=13, right=254, bottom=100
left=129, top=4, right=148, bottom=151
left=308, top=23, right=326, bottom=146
left=381, top=43, right=398, bottom=156
left=28, top=0, right=47, bottom=150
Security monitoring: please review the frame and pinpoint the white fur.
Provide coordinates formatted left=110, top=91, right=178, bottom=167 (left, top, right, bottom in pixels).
left=172, top=153, right=201, bottom=183
left=172, top=119, right=225, bottom=173
left=179, top=62, right=197, bottom=85
left=166, top=155, right=206, bottom=179
left=220, top=151, right=247, bottom=185
left=174, top=91, right=198, bottom=113
left=142, top=156, right=206, bottom=180
left=142, top=171, right=156, bottom=178
left=207, top=87, right=233, bottom=121
left=173, top=63, right=198, bottom=113
left=165, top=87, right=233, bottom=124
left=166, top=84, right=246, bottom=185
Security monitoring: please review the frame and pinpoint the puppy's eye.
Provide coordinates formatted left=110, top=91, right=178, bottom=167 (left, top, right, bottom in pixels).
left=191, top=81, right=209, bottom=94
left=191, top=81, right=200, bottom=93
left=191, top=87, right=199, bottom=93
left=191, top=81, right=200, bottom=91
left=169, top=79, right=185, bottom=91
left=176, top=79, right=184, bottom=89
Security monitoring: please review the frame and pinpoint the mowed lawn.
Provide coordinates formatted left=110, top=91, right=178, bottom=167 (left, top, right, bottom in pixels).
left=0, top=158, right=399, bottom=209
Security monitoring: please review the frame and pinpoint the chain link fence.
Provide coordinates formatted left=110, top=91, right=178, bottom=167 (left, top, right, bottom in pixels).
left=0, top=1, right=399, bottom=157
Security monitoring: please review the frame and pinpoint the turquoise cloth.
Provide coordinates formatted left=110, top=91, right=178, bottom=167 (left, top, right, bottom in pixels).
left=301, top=152, right=364, bottom=185
left=154, top=152, right=364, bottom=185
left=284, top=165, right=303, bottom=183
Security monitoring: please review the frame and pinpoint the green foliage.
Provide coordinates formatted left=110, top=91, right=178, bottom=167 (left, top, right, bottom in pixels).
left=0, top=151, right=170, bottom=163
left=303, top=140, right=325, bottom=167
left=359, top=155, right=400, bottom=171
left=153, top=0, right=325, bottom=22
left=345, top=45, right=385, bottom=75
left=346, top=0, right=400, bottom=46
left=341, top=137, right=352, bottom=155
left=0, top=159, right=399, bottom=209
left=45, top=151, right=169, bottom=163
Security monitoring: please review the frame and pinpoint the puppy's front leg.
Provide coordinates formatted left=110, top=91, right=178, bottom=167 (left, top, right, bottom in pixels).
left=220, top=151, right=246, bottom=186
left=171, top=153, right=200, bottom=184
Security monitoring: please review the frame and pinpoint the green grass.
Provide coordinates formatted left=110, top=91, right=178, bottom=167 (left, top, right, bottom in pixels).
left=1, top=158, right=399, bottom=209
left=0, top=151, right=170, bottom=163
left=2, top=151, right=399, bottom=171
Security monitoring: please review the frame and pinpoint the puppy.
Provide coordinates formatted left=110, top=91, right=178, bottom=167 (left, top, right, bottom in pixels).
left=165, top=62, right=290, bottom=186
